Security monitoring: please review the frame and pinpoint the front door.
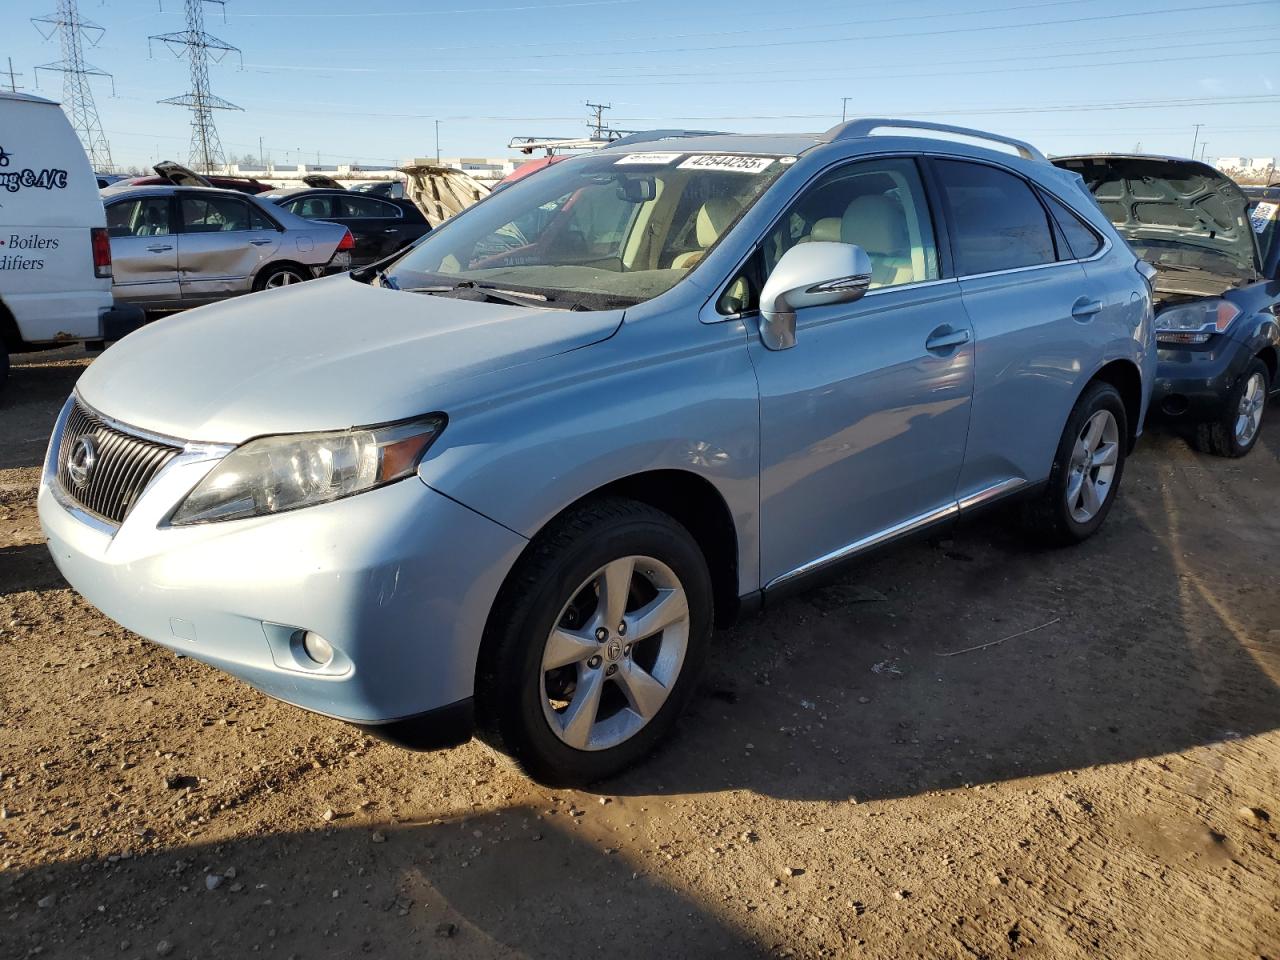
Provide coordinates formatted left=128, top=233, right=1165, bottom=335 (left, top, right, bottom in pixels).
left=176, top=193, right=280, bottom=302
left=105, top=195, right=180, bottom=306
left=742, top=157, right=975, bottom=587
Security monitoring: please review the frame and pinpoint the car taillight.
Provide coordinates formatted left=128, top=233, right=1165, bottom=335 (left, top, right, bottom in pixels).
left=337, top=229, right=355, bottom=252
left=91, top=227, right=112, bottom=279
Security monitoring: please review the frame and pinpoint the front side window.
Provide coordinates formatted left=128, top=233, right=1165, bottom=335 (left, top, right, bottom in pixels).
left=933, top=159, right=1056, bottom=275
left=718, top=157, right=940, bottom=315
left=382, top=151, right=789, bottom=309
left=106, top=196, right=172, bottom=238
left=180, top=195, right=253, bottom=233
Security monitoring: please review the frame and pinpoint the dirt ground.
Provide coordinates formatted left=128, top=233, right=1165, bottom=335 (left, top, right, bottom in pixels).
left=1, top=346, right=1278, bottom=960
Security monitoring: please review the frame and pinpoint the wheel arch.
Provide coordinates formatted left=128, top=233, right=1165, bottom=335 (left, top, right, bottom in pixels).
left=492, top=469, right=742, bottom=632
left=1088, top=358, right=1144, bottom=450
left=0, top=297, right=23, bottom=352
left=1255, top=343, right=1277, bottom=384
left=252, top=259, right=312, bottom=290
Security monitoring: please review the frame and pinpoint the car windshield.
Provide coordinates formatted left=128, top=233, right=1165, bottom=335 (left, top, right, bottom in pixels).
left=376, top=151, right=790, bottom=309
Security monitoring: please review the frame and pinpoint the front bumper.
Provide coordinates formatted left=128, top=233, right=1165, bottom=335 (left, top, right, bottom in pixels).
left=1149, top=336, right=1251, bottom=422
left=38, top=406, right=527, bottom=731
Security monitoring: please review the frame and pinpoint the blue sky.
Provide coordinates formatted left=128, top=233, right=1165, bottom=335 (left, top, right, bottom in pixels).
left=5, top=0, right=1279, bottom=170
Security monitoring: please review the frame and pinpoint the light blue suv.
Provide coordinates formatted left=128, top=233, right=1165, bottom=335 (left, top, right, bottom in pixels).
left=40, top=120, right=1155, bottom=785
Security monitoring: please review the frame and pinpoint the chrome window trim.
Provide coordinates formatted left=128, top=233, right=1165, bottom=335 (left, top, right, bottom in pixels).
left=703, top=148, right=1113, bottom=324
left=765, top=477, right=1026, bottom=591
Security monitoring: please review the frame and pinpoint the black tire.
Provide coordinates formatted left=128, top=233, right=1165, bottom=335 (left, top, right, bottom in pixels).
left=1024, top=380, right=1129, bottom=546
left=1191, top=358, right=1270, bottom=458
left=475, top=496, right=713, bottom=787
left=253, top=263, right=310, bottom=292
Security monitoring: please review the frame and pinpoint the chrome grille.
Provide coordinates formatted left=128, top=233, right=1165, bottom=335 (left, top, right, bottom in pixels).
left=56, top=400, right=182, bottom=525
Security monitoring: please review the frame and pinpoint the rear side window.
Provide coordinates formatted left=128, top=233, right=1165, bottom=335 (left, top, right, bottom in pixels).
left=287, top=196, right=334, bottom=219
left=106, top=197, right=172, bottom=238
left=338, top=196, right=401, bottom=219
left=932, top=160, right=1056, bottom=275
left=1042, top=192, right=1103, bottom=260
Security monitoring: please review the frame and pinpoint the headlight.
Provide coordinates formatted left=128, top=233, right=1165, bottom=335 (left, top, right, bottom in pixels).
left=170, top=415, right=445, bottom=525
left=1155, top=299, right=1241, bottom=345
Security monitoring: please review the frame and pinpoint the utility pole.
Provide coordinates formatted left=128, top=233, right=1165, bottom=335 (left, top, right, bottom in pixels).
left=31, top=0, right=115, bottom=170
left=841, top=97, right=851, bottom=123
left=586, top=101, right=611, bottom=140
left=3, top=58, right=24, bottom=93
left=149, top=0, right=243, bottom=174
left=1200, top=142, right=1209, bottom=163
left=1190, top=123, right=1203, bottom=159
left=258, top=134, right=262, bottom=169
left=435, top=119, right=440, bottom=164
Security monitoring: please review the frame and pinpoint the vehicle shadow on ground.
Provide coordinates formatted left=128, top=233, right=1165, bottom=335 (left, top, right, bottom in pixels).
left=0, top=807, right=768, bottom=960
left=606, top=438, right=1280, bottom=802
left=0, top=543, right=63, bottom=597
left=0, top=349, right=86, bottom=471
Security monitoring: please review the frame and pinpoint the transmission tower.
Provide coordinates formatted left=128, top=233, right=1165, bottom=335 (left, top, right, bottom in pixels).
left=31, top=0, right=115, bottom=170
left=149, top=0, right=243, bottom=174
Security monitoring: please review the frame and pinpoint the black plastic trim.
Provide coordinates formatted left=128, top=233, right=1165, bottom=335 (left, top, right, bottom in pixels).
left=351, top=698, right=475, bottom=751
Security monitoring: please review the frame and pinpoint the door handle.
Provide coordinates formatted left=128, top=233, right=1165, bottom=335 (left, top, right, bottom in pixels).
left=248, top=239, right=273, bottom=246
left=146, top=244, right=173, bottom=252
left=925, top=327, right=971, bottom=353
left=382, top=227, right=400, bottom=233
left=1071, top=297, right=1103, bottom=320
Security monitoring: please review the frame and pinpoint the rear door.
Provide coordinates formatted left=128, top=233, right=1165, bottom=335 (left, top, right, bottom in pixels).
left=927, top=158, right=1095, bottom=500
left=104, top=195, right=180, bottom=306
left=176, top=193, right=280, bottom=301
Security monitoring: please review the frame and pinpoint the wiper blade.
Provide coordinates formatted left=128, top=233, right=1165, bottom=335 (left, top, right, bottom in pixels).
left=372, top=270, right=400, bottom=290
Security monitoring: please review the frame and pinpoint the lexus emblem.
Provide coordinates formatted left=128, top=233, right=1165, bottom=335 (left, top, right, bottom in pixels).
left=67, top=436, right=98, bottom=488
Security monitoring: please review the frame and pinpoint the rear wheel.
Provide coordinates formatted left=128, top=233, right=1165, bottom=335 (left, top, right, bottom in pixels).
left=475, top=497, right=713, bottom=786
left=1025, top=380, right=1128, bottom=545
left=254, top=263, right=309, bottom=291
left=1192, top=358, right=1269, bottom=458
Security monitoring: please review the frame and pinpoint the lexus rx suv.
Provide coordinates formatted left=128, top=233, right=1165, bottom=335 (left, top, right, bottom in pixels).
left=41, top=121, right=1155, bottom=785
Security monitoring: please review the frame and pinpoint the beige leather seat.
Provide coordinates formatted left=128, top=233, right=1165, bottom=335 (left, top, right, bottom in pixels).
left=840, top=195, right=915, bottom=286
left=672, top=198, right=738, bottom=270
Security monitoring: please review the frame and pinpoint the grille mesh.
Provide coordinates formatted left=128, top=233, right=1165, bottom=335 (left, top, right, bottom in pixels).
left=56, top=400, right=182, bottom=525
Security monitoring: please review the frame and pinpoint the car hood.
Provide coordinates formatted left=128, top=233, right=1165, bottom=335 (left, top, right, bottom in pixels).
left=1052, top=154, right=1259, bottom=290
left=76, top=275, right=623, bottom=444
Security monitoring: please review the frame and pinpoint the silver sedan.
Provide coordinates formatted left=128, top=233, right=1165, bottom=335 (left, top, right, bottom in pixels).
left=103, top=185, right=353, bottom=312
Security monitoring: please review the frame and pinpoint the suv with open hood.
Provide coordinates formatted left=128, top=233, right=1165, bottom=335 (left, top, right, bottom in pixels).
left=1054, top=155, right=1279, bottom=457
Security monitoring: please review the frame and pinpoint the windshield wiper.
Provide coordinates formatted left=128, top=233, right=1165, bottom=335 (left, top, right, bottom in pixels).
left=372, top=269, right=400, bottom=290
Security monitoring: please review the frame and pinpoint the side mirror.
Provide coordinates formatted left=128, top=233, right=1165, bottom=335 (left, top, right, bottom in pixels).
left=758, top=242, right=873, bottom=350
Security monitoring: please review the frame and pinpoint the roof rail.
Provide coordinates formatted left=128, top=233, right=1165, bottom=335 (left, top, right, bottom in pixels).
left=822, top=118, right=1046, bottom=162
left=602, top=129, right=728, bottom=150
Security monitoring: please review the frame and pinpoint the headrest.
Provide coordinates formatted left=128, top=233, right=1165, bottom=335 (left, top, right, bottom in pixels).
left=809, top=217, right=842, bottom=243
left=696, top=197, right=738, bottom=247
left=842, top=194, right=908, bottom=254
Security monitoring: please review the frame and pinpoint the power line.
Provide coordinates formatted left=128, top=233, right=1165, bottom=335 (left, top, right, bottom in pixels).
left=149, top=0, right=243, bottom=173
left=3, top=58, right=24, bottom=93
left=31, top=0, right=114, bottom=170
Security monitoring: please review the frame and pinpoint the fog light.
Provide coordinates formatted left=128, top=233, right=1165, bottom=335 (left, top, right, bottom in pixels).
left=301, top=632, right=334, bottom=666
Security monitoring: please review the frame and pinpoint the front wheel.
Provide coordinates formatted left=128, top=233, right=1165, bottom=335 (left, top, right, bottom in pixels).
left=1025, top=380, right=1128, bottom=546
left=1192, top=358, right=1269, bottom=458
left=475, top=498, right=713, bottom=786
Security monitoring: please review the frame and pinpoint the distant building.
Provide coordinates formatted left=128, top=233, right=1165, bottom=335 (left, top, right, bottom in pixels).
left=1215, top=156, right=1277, bottom=182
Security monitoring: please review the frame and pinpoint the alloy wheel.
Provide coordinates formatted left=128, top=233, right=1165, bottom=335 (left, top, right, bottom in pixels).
left=1065, top=409, right=1120, bottom=524
left=1234, top=372, right=1266, bottom=447
left=264, top=269, right=304, bottom=288
left=540, top=555, right=690, bottom=752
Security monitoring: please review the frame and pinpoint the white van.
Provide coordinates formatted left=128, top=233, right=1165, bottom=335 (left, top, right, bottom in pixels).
left=0, top=91, right=143, bottom=389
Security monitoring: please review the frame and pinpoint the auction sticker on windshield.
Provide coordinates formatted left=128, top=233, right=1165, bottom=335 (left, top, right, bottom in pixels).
left=678, top=155, right=776, bottom=174
left=615, top=152, right=683, bottom=166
